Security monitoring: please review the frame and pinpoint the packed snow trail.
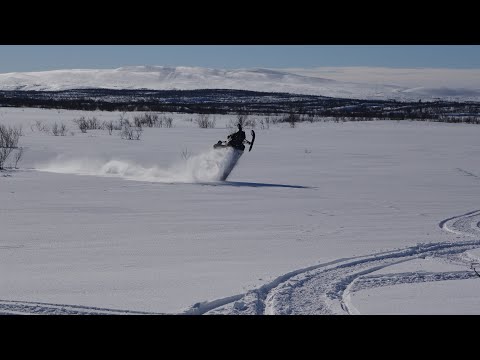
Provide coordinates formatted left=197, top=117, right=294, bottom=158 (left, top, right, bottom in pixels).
left=182, top=210, right=480, bottom=315
left=36, top=148, right=243, bottom=183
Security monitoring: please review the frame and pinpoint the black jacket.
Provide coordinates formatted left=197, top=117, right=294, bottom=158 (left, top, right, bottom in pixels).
left=228, top=130, right=246, bottom=147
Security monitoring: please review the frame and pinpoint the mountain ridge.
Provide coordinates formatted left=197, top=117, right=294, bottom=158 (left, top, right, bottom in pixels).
left=0, top=66, right=478, bottom=101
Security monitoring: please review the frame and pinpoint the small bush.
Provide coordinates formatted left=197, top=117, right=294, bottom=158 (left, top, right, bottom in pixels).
left=31, top=120, right=50, bottom=133
left=181, top=148, right=192, bottom=160
left=280, top=113, right=300, bottom=128
left=131, top=113, right=176, bottom=128
left=103, top=120, right=114, bottom=135
left=259, top=117, right=270, bottom=129
left=228, top=114, right=256, bottom=130
left=120, top=123, right=142, bottom=140
left=0, top=124, right=21, bottom=170
left=133, top=116, right=143, bottom=128
left=162, top=116, right=173, bottom=128
left=74, top=117, right=88, bottom=133
left=51, top=122, right=68, bottom=136
left=73, top=116, right=102, bottom=133
left=87, top=116, right=101, bottom=130
left=13, top=147, right=24, bottom=168
left=195, top=114, right=216, bottom=128
left=238, top=114, right=256, bottom=128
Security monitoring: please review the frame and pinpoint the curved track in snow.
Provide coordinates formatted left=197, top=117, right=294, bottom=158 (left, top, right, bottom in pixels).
left=182, top=210, right=480, bottom=315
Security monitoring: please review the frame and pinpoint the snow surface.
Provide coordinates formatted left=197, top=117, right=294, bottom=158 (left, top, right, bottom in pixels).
left=1, top=66, right=479, bottom=101
left=2, top=107, right=480, bottom=314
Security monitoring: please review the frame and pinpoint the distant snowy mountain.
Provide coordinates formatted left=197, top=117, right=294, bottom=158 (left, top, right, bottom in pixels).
left=0, top=65, right=479, bottom=101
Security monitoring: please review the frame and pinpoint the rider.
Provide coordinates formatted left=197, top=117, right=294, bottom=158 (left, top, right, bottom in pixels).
left=227, top=123, right=249, bottom=151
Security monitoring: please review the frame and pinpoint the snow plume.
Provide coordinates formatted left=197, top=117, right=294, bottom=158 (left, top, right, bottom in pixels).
left=37, top=148, right=243, bottom=183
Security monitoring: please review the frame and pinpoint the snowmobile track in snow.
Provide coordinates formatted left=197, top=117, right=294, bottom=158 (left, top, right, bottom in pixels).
left=183, top=210, right=480, bottom=315
left=3, top=211, right=480, bottom=315
left=456, top=168, right=480, bottom=180
left=0, top=299, right=163, bottom=315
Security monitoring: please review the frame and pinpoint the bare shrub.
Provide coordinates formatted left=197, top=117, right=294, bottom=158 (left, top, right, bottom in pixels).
left=120, top=123, right=142, bottom=140
left=237, top=114, right=247, bottom=127
left=228, top=114, right=256, bottom=129
left=103, top=120, right=114, bottom=135
left=151, top=115, right=174, bottom=128
left=259, top=117, right=270, bottom=129
left=15, top=125, right=23, bottom=136
left=120, top=124, right=133, bottom=140
left=31, top=120, right=50, bottom=133
left=195, top=114, right=216, bottom=128
left=149, top=113, right=159, bottom=127
left=239, top=114, right=256, bottom=128
left=0, top=148, right=12, bottom=170
left=163, top=116, right=173, bottom=128
left=112, top=120, right=123, bottom=130
left=270, top=116, right=281, bottom=125
left=74, top=117, right=88, bottom=133
left=118, top=114, right=131, bottom=130
left=51, top=122, right=68, bottom=136
left=181, top=148, right=192, bottom=160
left=143, top=113, right=157, bottom=127
left=0, top=124, right=21, bottom=170
left=133, top=116, right=142, bottom=128
left=60, top=123, right=68, bottom=136
left=73, top=116, right=102, bottom=133
left=87, top=116, right=101, bottom=130
left=51, top=123, right=59, bottom=136
left=281, top=113, right=300, bottom=128
left=134, top=127, right=143, bottom=140
left=0, top=124, right=21, bottom=148
left=13, top=147, right=24, bottom=168
left=131, top=113, right=168, bottom=128
left=13, top=125, right=22, bottom=138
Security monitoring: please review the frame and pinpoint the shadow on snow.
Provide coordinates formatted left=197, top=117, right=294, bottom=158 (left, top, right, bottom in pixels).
left=198, top=181, right=313, bottom=189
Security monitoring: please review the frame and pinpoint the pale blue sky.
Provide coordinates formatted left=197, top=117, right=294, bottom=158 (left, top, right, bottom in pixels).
left=0, top=45, right=479, bottom=72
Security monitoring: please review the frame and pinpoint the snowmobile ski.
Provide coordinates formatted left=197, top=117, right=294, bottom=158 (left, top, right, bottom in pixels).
left=248, top=130, right=255, bottom=152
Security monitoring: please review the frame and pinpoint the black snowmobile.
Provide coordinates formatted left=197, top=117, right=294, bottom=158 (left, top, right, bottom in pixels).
left=214, top=127, right=255, bottom=152
left=212, top=126, right=255, bottom=181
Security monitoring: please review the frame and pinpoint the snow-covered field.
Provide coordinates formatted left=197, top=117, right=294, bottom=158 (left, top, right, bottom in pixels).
left=2, top=107, right=480, bottom=315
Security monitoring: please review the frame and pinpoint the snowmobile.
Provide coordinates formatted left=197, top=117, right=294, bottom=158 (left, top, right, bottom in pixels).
left=212, top=129, right=255, bottom=181
left=213, top=129, right=255, bottom=152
